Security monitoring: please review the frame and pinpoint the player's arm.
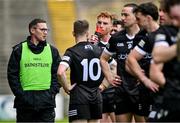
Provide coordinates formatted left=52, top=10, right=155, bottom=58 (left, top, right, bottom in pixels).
left=152, top=44, right=177, bottom=63
left=100, top=52, right=120, bottom=86
left=153, top=32, right=180, bottom=63
left=126, top=49, right=159, bottom=92
left=99, top=59, right=117, bottom=91
left=150, top=61, right=165, bottom=87
left=57, top=62, right=70, bottom=94
left=109, top=59, right=117, bottom=75
left=126, top=49, right=144, bottom=77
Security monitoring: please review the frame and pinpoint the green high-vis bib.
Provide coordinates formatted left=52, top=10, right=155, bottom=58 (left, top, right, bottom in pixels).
left=20, top=42, right=52, bottom=90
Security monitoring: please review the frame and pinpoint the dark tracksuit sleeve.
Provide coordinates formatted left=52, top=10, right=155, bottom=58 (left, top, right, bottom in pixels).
left=7, top=45, right=24, bottom=97
left=50, top=46, right=61, bottom=94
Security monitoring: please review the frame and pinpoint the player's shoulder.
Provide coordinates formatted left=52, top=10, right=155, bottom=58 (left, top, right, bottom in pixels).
left=110, top=29, right=127, bottom=42
left=137, top=29, right=147, bottom=36
left=159, top=25, right=178, bottom=35
left=110, top=29, right=126, bottom=38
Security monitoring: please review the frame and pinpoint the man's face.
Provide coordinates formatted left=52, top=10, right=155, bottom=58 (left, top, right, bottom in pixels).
left=110, top=24, right=123, bottom=35
left=159, top=8, right=171, bottom=25
left=121, top=7, right=136, bottom=28
left=169, top=5, right=180, bottom=27
left=135, top=12, right=148, bottom=30
left=31, top=23, right=48, bottom=42
left=96, top=17, right=112, bottom=36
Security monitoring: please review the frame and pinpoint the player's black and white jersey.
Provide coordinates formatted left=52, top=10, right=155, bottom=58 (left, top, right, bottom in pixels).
left=154, top=25, right=178, bottom=48
left=134, top=28, right=161, bottom=76
left=104, top=30, right=147, bottom=94
left=96, top=40, right=108, bottom=49
left=154, top=25, right=180, bottom=110
left=96, top=40, right=116, bottom=65
left=61, top=41, right=104, bottom=88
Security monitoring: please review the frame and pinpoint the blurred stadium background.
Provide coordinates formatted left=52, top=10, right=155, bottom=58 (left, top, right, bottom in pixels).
left=0, top=0, right=159, bottom=121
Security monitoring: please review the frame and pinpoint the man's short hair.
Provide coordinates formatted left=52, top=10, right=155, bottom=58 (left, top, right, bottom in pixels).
left=124, top=3, right=138, bottom=13
left=97, top=11, right=113, bottom=22
left=29, top=18, right=46, bottom=33
left=134, top=2, right=159, bottom=21
left=111, top=14, right=123, bottom=26
left=163, top=0, right=180, bottom=13
left=73, top=20, right=89, bottom=37
left=113, top=19, right=123, bottom=26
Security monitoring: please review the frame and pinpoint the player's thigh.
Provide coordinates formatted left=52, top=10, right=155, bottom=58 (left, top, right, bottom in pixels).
left=134, top=114, right=146, bottom=122
left=115, top=113, right=133, bottom=122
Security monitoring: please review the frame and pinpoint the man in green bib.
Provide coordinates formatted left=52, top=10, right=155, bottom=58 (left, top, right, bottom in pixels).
left=7, top=18, right=61, bottom=122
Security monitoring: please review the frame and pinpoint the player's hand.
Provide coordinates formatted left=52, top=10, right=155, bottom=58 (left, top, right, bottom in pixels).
left=142, top=78, right=159, bottom=92
left=99, top=84, right=106, bottom=92
left=89, top=34, right=99, bottom=44
left=64, top=83, right=76, bottom=95
left=108, top=75, right=122, bottom=87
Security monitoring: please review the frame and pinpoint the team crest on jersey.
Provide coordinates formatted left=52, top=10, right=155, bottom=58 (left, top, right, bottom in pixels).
left=85, top=45, right=93, bottom=50
left=139, top=39, right=145, bottom=47
left=127, top=41, right=133, bottom=49
left=62, top=56, right=70, bottom=61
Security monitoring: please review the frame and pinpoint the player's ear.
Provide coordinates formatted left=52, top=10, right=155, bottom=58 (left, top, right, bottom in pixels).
left=86, top=31, right=89, bottom=38
left=147, top=15, right=152, bottom=21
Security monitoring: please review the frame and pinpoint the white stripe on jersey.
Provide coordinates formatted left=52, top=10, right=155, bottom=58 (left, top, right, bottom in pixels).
left=134, top=46, right=147, bottom=56
left=60, top=61, right=69, bottom=68
left=104, top=48, right=114, bottom=56
left=154, top=41, right=169, bottom=47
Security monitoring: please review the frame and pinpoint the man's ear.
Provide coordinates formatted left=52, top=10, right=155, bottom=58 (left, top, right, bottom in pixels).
left=30, top=28, right=35, bottom=34
left=147, top=15, right=153, bottom=21
left=86, top=31, right=89, bottom=38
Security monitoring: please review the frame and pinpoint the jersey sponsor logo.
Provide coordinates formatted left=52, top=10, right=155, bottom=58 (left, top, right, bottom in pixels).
left=85, top=45, right=93, bottom=50
left=117, top=43, right=124, bottom=47
left=118, top=53, right=128, bottom=60
left=62, top=56, right=70, bottom=62
left=155, top=34, right=166, bottom=41
left=139, top=39, right=145, bottom=48
left=33, top=58, right=41, bottom=61
left=24, top=63, right=49, bottom=68
left=127, top=41, right=133, bottom=49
